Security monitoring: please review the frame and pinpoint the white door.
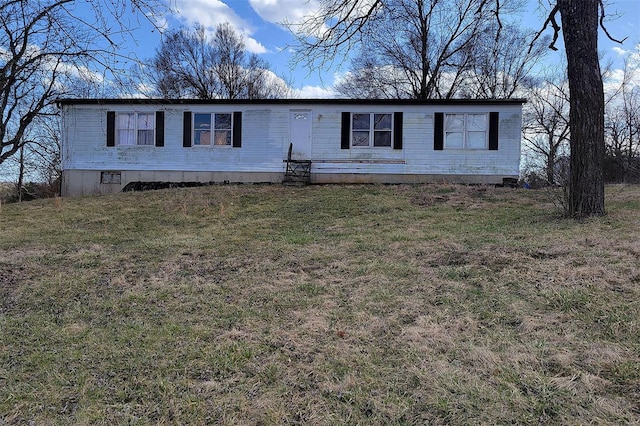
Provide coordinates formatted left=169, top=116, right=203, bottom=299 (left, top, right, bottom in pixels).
left=289, top=110, right=312, bottom=160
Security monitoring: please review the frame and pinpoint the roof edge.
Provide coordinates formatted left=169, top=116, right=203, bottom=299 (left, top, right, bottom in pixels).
left=56, top=97, right=527, bottom=106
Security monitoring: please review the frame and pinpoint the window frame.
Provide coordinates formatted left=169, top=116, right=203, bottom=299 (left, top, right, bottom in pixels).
left=192, top=112, right=234, bottom=147
left=350, top=112, right=393, bottom=148
left=115, top=112, right=156, bottom=146
left=100, top=171, right=121, bottom=184
left=443, top=113, right=489, bottom=150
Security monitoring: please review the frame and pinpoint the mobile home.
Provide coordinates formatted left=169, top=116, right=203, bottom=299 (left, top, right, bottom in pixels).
left=58, top=98, right=525, bottom=196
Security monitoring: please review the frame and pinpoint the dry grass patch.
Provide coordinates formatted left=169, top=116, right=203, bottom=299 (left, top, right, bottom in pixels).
left=0, top=182, right=14, bottom=203
left=1, top=184, right=639, bottom=424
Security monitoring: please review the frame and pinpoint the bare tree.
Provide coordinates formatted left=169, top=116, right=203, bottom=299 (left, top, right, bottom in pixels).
left=605, top=100, right=640, bottom=183
left=558, top=0, right=605, bottom=216
left=291, top=0, right=525, bottom=100
left=605, top=54, right=640, bottom=183
left=522, top=75, right=571, bottom=185
left=144, top=23, right=289, bottom=100
left=146, top=25, right=219, bottom=99
left=26, top=115, right=61, bottom=187
left=463, top=23, right=548, bottom=98
left=334, top=50, right=410, bottom=99
left=214, top=23, right=248, bottom=99
left=336, top=20, right=546, bottom=100
left=536, top=0, right=626, bottom=217
left=10, top=114, right=60, bottom=201
left=0, top=0, right=168, bottom=169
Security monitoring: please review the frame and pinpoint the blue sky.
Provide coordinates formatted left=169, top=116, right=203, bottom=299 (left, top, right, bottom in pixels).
left=113, top=0, right=640, bottom=97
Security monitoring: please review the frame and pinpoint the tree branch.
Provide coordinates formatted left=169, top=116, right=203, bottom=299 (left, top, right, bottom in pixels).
left=531, top=4, right=561, bottom=51
left=598, top=0, right=627, bottom=44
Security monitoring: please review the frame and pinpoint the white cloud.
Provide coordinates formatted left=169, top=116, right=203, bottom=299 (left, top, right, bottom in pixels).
left=175, top=0, right=246, bottom=29
left=3, top=42, right=107, bottom=87
left=629, top=43, right=640, bottom=64
left=251, top=0, right=333, bottom=39
left=613, top=46, right=627, bottom=56
left=249, top=0, right=319, bottom=25
left=291, top=85, right=336, bottom=98
left=173, top=0, right=267, bottom=54
left=245, top=38, right=267, bottom=55
left=71, top=65, right=106, bottom=85
left=603, top=43, right=640, bottom=106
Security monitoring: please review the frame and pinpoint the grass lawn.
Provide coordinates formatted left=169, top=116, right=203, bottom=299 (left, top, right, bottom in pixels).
left=1, top=184, right=639, bottom=424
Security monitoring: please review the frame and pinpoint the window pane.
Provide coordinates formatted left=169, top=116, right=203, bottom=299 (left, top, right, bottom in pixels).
left=215, top=113, right=232, bottom=130
left=374, top=131, right=391, bottom=147
left=374, top=114, right=391, bottom=130
left=194, top=114, right=211, bottom=146
left=117, top=113, right=135, bottom=130
left=445, top=114, right=465, bottom=131
left=467, top=114, right=487, bottom=131
left=214, top=130, right=231, bottom=145
left=445, top=132, right=464, bottom=149
left=467, top=131, right=487, bottom=149
left=138, top=113, right=155, bottom=130
left=352, top=131, right=370, bottom=146
left=194, top=113, right=211, bottom=131
left=118, top=130, right=135, bottom=145
left=137, top=130, right=154, bottom=145
left=352, top=113, right=370, bottom=130
left=195, top=130, right=211, bottom=145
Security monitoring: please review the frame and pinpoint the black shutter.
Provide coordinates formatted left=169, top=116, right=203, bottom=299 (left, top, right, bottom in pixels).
left=155, top=111, right=164, bottom=147
left=341, top=112, right=350, bottom=149
left=183, top=111, right=192, bottom=147
left=106, top=111, right=115, bottom=147
left=434, top=112, right=444, bottom=150
left=233, top=111, right=242, bottom=148
left=393, top=112, right=403, bottom=150
left=489, top=112, right=499, bottom=150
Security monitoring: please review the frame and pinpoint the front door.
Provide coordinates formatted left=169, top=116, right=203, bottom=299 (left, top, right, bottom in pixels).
left=289, top=110, right=312, bottom=160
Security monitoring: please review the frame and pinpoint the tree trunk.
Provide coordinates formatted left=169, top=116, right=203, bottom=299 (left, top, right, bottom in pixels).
left=625, top=119, right=634, bottom=184
left=546, top=134, right=556, bottom=185
left=558, top=0, right=606, bottom=217
left=18, top=144, right=25, bottom=203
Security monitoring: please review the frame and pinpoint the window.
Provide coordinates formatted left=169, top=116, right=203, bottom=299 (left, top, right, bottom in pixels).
left=101, top=171, right=121, bottom=184
left=444, top=113, right=488, bottom=149
left=116, top=112, right=155, bottom=146
left=193, top=113, right=232, bottom=146
left=107, top=111, right=163, bottom=147
left=183, top=111, right=241, bottom=148
left=352, top=113, right=392, bottom=148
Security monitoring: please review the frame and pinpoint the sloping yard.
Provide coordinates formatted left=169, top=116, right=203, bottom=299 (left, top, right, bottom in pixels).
left=1, top=184, right=639, bottom=424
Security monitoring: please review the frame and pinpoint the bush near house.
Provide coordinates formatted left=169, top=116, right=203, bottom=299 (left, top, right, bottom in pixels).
left=605, top=156, right=640, bottom=184
left=0, top=182, right=14, bottom=203
left=1, top=184, right=639, bottom=424
left=0, top=180, right=61, bottom=203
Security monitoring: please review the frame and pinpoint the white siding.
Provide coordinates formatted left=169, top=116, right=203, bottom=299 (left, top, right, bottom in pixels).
left=62, top=105, right=289, bottom=173
left=402, top=109, right=521, bottom=177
